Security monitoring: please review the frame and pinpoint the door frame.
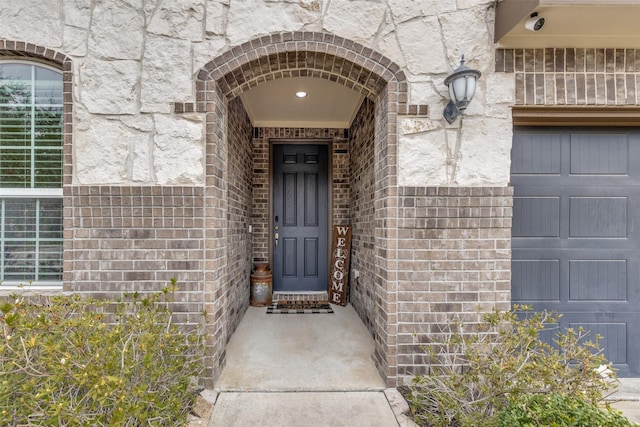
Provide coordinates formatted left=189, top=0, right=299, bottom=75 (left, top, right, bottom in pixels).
left=269, top=139, right=334, bottom=293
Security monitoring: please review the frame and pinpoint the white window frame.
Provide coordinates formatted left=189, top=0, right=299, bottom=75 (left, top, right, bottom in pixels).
left=0, top=60, right=63, bottom=290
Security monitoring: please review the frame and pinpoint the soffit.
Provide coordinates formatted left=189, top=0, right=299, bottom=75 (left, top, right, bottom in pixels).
left=496, top=1, right=640, bottom=48
left=239, top=76, right=365, bottom=129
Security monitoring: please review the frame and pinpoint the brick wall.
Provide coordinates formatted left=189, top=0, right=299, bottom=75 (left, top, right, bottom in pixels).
left=373, top=87, right=400, bottom=384
left=332, top=136, right=351, bottom=226
left=251, top=130, right=270, bottom=264
left=66, top=186, right=205, bottom=327
left=65, top=94, right=254, bottom=388
left=251, top=128, right=350, bottom=264
left=395, top=186, right=513, bottom=381
left=496, top=48, right=640, bottom=105
left=202, top=83, right=229, bottom=385
left=61, top=31, right=412, bottom=387
left=349, top=98, right=377, bottom=336
left=349, top=93, right=402, bottom=385
left=226, top=97, right=253, bottom=335
left=197, top=31, right=407, bottom=386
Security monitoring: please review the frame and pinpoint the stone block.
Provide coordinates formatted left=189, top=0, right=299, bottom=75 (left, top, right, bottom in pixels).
left=388, top=0, right=455, bottom=23
left=457, top=117, right=512, bottom=186
left=79, top=60, right=139, bottom=114
left=0, top=0, right=63, bottom=47
left=153, top=114, right=204, bottom=184
left=323, top=0, right=386, bottom=45
left=147, top=0, right=205, bottom=41
left=141, top=36, right=193, bottom=112
left=226, top=1, right=318, bottom=45
left=398, top=129, right=447, bottom=186
left=64, top=0, right=91, bottom=28
left=441, top=9, right=493, bottom=72
left=397, top=17, right=448, bottom=75
left=63, top=25, right=88, bottom=56
left=89, top=0, right=144, bottom=60
left=206, top=0, right=227, bottom=36
left=76, top=118, right=144, bottom=184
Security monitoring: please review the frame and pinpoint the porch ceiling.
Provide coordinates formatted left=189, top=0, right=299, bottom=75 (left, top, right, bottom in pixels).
left=496, top=0, right=640, bottom=48
left=239, top=76, right=365, bottom=129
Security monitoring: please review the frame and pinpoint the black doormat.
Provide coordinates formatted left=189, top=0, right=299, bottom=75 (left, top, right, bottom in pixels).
left=266, top=300, right=334, bottom=314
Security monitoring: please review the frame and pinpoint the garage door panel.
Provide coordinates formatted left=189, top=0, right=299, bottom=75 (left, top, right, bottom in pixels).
left=514, top=249, right=639, bottom=304
left=512, top=259, right=560, bottom=301
left=569, top=197, right=627, bottom=238
left=512, top=127, right=640, bottom=376
left=569, top=260, right=627, bottom=301
left=520, top=312, right=638, bottom=374
left=570, top=133, right=628, bottom=175
left=512, top=132, right=562, bottom=174
left=569, top=321, right=627, bottom=365
left=513, top=197, right=560, bottom=237
left=562, top=312, right=640, bottom=375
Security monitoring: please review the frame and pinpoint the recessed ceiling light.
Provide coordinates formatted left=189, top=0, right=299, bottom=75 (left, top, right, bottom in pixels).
left=295, top=91, right=308, bottom=98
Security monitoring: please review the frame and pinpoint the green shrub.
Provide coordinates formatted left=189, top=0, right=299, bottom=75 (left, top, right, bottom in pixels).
left=405, top=306, right=618, bottom=427
left=0, top=282, right=204, bottom=426
left=498, top=393, right=634, bottom=427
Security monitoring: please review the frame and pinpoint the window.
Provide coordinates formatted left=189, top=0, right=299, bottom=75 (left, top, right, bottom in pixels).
left=0, top=61, right=63, bottom=285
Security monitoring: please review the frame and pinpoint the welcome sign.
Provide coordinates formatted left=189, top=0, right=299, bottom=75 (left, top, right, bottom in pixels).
left=328, top=225, right=352, bottom=306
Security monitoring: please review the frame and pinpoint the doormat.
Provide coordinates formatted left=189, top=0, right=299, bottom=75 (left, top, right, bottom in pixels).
left=266, top=300, right=334, bottom=314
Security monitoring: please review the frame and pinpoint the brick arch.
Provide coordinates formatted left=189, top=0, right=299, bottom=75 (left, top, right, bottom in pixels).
left=196, top=31, right=409, bottom=109
left=196, top=31, right=404, bottom=387
left=0, top=39, right=72, bottom=68
left=0, top=39, right=73, bottom=189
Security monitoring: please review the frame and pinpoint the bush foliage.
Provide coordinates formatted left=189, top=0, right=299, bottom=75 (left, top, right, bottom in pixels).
left=405, top=306, right=630, bottom=427
left=0, top=282, right=204, bottom=426
left=498, top=392, right=634, bottom=427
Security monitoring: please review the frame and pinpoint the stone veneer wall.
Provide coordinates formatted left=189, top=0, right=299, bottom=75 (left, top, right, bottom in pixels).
left=496, top=48, right=640, bottom=105
left=395, top=187, right=513, bottom=380
left=225, top=97, right=253, bottom=335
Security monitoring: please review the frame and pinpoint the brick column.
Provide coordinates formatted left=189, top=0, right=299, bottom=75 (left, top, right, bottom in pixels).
left=395, top=186, right=513, bottom=382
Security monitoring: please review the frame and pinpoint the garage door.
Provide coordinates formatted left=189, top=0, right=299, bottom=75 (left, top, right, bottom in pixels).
left=511, top=127, right=640, bottom=376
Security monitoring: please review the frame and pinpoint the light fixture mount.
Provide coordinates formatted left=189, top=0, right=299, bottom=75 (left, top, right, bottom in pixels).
left=443, top=56, right=481, bottom=124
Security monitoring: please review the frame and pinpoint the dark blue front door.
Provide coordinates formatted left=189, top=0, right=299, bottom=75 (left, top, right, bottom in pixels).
left=273, top=144, right=328, bottom=292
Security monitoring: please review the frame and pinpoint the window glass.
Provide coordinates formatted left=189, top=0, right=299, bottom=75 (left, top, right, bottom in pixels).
left=0, top=62, right=63, bottom=284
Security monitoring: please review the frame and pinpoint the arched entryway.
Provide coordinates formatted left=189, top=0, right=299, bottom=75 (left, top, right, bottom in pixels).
left=194, top=32, right=410, bottom=387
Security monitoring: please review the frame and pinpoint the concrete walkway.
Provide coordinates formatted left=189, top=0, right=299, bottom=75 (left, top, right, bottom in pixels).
left=611, top=379, right=640, bottom=424
left=209, top=392, right=401, bottom=426
left=208, top=304, right=402, bottom=426
left=214, top=304, right=385, bottom=392
left=204, top=304, right=640, bottom=426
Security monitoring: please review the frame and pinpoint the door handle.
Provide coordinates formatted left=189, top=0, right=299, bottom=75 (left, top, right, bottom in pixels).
left=274, top=232, right=279, bottom=248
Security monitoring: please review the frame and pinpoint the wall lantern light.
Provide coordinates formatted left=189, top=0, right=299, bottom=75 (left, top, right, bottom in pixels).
left=443, top=56, right=482, bottom=124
